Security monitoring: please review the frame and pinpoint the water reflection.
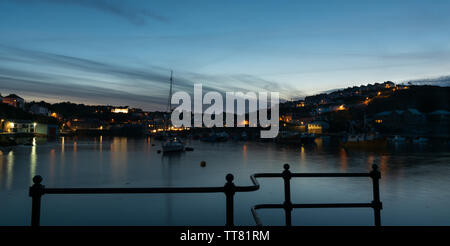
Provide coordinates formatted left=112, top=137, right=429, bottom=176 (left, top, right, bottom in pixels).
left=6, top=151, right=13, bottom=190
left=242, top=144, right=247, bottom=164
left=49, top=148, right=55, bottom=183
left=99, top=135, right=103, bottom=153
left=379, top=155, right=389, bottom=177
left=0, top=137, right=449, bottom=225
left=0, top=152, right=3, bottom=188
left=30, top=138, right=37, bottom=183
left=61, top=136, right=65, bottom=153
left=300, top=146, right=305, bottom=163
left=339, top=148, right=348, bottom=172
left=110, top=137, right=128, bottom=179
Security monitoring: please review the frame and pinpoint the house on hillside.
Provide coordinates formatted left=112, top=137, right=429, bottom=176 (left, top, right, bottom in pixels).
left=70, top=118, right=102, bottom=130
left=2, top=120, right=35, bottom=133
left=428, top=110, right=450, bottom=122
left=30, top=104, right=49, bottom=116
left=2, top=94, right=25, bottom=109
left=428, top=110, right=450, bottom=135
left=307, top=121, right=330, bottom=134
left=373, top=108, right=426, bottom=132
left=35, top=123, right=58, bottom=137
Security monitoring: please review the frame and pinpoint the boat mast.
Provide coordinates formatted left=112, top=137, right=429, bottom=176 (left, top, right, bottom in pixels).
left=167, top=70, right=173, bottom=112
left=164, top=70, right=173, bottom=131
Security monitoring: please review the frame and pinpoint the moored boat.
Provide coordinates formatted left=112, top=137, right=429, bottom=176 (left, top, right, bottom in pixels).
left=343, top=133, right=386, bottom=149
left=162, top=137, right=185, bottom=153
left=299, top=133, right=316, bottom=144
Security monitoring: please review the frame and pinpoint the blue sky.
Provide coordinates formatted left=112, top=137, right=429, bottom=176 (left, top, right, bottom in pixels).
left=1, top=0, right=450, bottom=110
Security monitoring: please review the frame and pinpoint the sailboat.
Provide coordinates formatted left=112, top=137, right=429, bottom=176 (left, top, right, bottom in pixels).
left=162, top=137, right=184, bottom=153
left=162, top=71, right=185, bottom=153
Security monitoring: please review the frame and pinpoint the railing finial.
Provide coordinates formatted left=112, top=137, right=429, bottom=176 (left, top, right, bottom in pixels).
left=30, top=175, right=44, bottom=227
left=224, top=173, right=235, bottom=226
left=33, top=175, right=43, bottom=184
left=226, top=173, right=234, bottom=183
left=283, top=163, right=290, bottom=170
left=370, top=164, right=381, bottom=180
left=372, top=164, right=378, bottom=171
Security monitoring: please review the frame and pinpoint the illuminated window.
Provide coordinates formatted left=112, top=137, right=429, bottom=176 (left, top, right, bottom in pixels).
left=112, top=108, right=129, bottom=114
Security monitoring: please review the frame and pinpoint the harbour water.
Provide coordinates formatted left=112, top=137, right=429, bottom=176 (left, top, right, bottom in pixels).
left=0, top=136, right=449, bottom=225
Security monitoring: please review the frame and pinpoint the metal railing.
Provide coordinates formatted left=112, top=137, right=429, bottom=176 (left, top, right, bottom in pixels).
left=29, top=164, right=382, bottom=227
left=251, top=164, right=382, bottom=226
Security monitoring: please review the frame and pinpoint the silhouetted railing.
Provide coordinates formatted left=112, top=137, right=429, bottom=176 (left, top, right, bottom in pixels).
left=250, top=164, right=382, bottom=226
left=29, top=164, right=381, bottom=227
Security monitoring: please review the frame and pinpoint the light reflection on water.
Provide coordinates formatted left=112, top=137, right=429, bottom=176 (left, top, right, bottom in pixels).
left=0, top=136, right=449, bottom=226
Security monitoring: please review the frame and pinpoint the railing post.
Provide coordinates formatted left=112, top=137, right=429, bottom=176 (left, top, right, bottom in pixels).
left=370, top=164, right=382, bottom=227
left=29, top=175, right=45, bottom=227
left=282, top=164, right=292, bottom=226
left=224, top=174, right=235, bottom=226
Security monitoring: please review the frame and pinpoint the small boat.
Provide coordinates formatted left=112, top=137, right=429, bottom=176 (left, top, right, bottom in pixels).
left=274, top=131, right=300, bottom=144
left=240, top=131, right=248, bottom=141
left=388, top=135, right=406, bottom=143
left=0, top=137, right=17, bottom=153
left=0, top=146, right=13, bottom=154
left=346, top=134, right=364, bottom=143
left=200, top=133, right=217, bottom=142
left=412, top=137, right=429, bottom=144
left=342, top=133, right=386, bottom=149
left=216, top=131, right=229, bottom=142
left=201, top=131, right=222, bottom=142
left=162, top=137, right=184, bottom=153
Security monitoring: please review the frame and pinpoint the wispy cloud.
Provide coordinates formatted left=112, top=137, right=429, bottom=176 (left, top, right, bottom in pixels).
left=404, top=75, right=450, bottom=86
left=10, top=0, right=169, bottom=25
left=0, top=45, right=296, bottom=110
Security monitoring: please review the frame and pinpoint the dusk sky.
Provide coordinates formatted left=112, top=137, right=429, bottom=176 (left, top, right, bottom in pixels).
left=1, top=0, right=450, bottom=111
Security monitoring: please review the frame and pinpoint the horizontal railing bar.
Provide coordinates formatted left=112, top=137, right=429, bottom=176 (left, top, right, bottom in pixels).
left=44, top=187, right=225, bottom=194
left=292, top=203, right=373, bottom=208
left=254, top=173, right=370, bottom=178
left=253, top=202, right=373, bottom=209
left=43, top=175, right=262, bottom=195
left=41, top=173, right=370, bottom=195
left=254, top=204, right=284, bottom=209
left=291, top=173, right=370, bottom=178
left=254, top=173, right=283, bottom=178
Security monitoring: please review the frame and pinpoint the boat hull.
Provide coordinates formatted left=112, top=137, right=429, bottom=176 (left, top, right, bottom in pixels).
left=162, top=145, right=184, bottom=152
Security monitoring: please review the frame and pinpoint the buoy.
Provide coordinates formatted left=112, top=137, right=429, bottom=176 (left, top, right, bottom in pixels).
left=152, top=144, right=155, bottom=146
left=200, top=160, right=206, bottom=167
left=157, top=150, right=161, bottom=154
left=185, top=147, right=194, bottom=151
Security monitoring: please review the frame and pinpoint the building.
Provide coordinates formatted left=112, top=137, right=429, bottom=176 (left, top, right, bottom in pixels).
left=292, top=115, right=314, bottom=125
left=279, top=114, right=293, bottom=123
left=296, top=101, right=305, bottom=108
left=307, top=121, right=330, bottom=134
left=428, top=110, right=450, bottom=122
left=35, top=123, right=58, bottom=137
left=2, top=94, right=25, bottom=109
left=373, top=110, right=404, bottom=131
left=2, top=120, right=35, bottom=133
left=70, top=118, right=102, bottom=130
left=30, top=104, right=49, bottom=116
left=403, top=108, right=426, bottom=126
left=111, top=107, right=129, bottom=114
left=373, top=108, right=427, bottom=132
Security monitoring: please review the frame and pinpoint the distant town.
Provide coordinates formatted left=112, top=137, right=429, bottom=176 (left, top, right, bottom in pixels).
left=0, top=81, right=449, bottom=142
